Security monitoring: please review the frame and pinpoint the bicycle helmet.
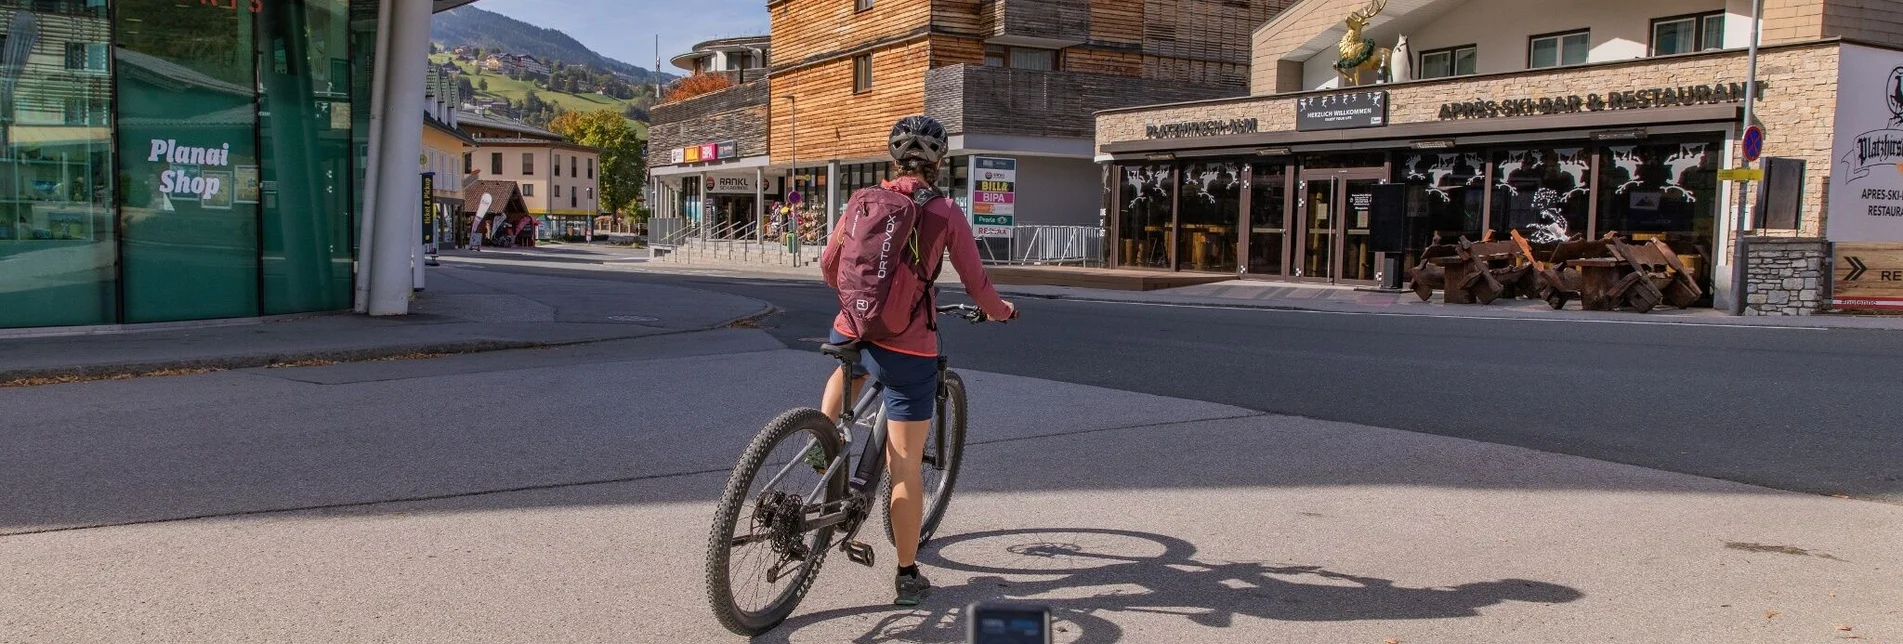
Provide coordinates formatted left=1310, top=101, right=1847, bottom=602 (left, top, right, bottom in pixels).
left=888, top=116, right=949, bottom=166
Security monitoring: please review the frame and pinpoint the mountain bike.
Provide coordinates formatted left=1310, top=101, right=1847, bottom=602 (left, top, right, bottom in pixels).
left=705, top=304, right=997, bottom=636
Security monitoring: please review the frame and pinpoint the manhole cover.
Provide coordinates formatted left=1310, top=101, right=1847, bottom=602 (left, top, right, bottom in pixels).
left=608, top=315, right=659, bottom=323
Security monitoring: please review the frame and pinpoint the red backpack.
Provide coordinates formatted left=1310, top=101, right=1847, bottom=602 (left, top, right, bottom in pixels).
left=833, top=185, right=941, bottom=340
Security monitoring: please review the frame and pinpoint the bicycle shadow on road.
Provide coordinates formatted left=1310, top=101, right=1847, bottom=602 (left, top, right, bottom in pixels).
left=758, top=527, right=1583, bottom=643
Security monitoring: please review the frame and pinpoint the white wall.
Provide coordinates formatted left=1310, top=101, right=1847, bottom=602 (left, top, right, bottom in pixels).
left=1013, top=156, right=1103, bottom=227
left=1301, top=0, right=1732, bottom=87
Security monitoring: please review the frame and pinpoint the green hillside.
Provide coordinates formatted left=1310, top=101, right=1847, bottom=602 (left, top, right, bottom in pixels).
left=433, top=54, right=648, bottom=138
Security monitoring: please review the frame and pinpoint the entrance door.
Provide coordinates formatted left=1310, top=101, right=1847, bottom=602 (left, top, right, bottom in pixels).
left=1295, top=168, right=1386, bottom=284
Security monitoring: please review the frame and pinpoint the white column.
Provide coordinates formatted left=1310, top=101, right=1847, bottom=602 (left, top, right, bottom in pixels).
left=353, top=0, right=395, bottom=313
left=825, top=160, right=840, bottom=240
left=754, top=166, right=765, bottom=243
left=367, top=0, right=430, bottom=316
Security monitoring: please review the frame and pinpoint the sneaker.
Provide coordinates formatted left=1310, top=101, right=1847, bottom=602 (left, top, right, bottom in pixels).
left=893, top=570, right=932, bottom=606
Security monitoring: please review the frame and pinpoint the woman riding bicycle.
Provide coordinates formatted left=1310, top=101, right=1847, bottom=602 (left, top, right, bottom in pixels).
left=818, top=115, right=1016, bottom=606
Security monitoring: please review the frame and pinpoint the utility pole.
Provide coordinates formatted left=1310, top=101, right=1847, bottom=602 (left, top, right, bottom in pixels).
left=1729, top=0, right=1765, bottom=315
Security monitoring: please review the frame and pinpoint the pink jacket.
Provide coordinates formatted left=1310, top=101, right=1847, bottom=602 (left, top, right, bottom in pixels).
left=822, top=176, right=1013, bottom=357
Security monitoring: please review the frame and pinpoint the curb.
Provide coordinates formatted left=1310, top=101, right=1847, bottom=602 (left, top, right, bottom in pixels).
left=0, top=302, right=781, bottom=388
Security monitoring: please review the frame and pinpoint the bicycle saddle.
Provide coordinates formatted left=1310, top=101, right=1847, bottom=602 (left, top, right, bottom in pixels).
left=819, top=341, right=862, bottom=365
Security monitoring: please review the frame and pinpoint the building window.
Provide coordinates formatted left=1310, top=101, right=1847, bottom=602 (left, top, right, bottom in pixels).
left=856, top=0, right=872, bottom=11
left=983, top=45, right=1059, bottom=71
left=523, top=184, right=534, bottom=197
left=554, top=153, right=561, bottom=176
left=522, top=152, right=535, bottom=175
left=1529, top=30, right=1589, bottom=69
left=1417, top=45, right=1476, bottom=79
left=588, top=158, right=595, bottom=179
left=491, top=152, right=502, bottom=175
left=555, top=185, right=562, bottom=198
left=571, top=194, right=578, bottom=209
left=852, top=54, right=872, bottom=93
left=464, top=153, right=473, bottom=174
left=571, top=156, right=577, bottom=177
left=1652, top=13, right=1725, bottom=56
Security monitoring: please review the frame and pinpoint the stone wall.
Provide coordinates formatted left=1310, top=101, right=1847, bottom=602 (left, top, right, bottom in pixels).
left=1743, top=237, right=1830, bottom=315
left=1100, top=42, right=1842, bottom=237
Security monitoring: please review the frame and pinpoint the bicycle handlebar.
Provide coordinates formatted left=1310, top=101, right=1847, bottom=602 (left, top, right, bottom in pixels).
left=936, top=304, right=1013, bottom=324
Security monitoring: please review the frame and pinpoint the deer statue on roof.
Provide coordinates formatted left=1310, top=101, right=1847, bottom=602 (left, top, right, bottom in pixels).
left=1336, top=0, right=1391, bottom=86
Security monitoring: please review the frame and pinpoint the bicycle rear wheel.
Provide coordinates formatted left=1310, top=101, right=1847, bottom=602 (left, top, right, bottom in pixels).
left=884, top=370, right=968, bottom=548
left=706, top=408, right=845, bottom=636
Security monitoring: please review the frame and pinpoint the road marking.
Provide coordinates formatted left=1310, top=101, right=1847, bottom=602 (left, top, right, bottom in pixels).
left=1052, top=298, right=1830, bottom=331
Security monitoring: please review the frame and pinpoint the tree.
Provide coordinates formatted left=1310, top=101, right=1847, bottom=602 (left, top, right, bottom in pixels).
left=478, top=77, right=489, bottom=91
left=548, top=109, right=644, bottom=217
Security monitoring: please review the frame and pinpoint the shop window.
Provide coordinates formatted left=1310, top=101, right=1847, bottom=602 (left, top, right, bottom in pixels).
left=1116, top=165, right=1174, bottom=269
left=1492, top=147, right=1592, bottom=246
left=522, top=152, right=535, bottom=175
left=115, top=0, right=262, bottom=323
left=1652, top=13, right=1725, bottom=56
left=1597, top=140, right=1720, bottom=294
left=984, top=45, right=1060, bottom=71
left=1177, top=162, right=1242, bottom=274
left=1417, top=45, right=1476, bottom=79
left=853, top=54, right=872, bottom=93
left=1, top=0, right=115, bottom=327
left=1397, top=151, right=1486, bottom=268
left=1529, top=30, right=1589, bottom=69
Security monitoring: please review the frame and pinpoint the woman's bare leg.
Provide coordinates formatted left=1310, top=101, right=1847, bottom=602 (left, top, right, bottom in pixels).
left=885, top=419, right=930, bottom=567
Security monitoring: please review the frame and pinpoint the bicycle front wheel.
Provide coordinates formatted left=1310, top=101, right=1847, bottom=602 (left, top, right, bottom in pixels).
left=706, top=408, right=845, bottom=636
left=884, top=370, right=968, bottom=549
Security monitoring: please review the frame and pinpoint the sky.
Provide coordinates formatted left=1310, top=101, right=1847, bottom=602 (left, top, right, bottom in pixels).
left=471, top=0, right=770, bottom=73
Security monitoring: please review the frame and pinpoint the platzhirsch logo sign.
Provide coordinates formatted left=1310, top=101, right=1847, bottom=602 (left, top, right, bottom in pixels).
left=1145, top=118, right=1259, bottom=139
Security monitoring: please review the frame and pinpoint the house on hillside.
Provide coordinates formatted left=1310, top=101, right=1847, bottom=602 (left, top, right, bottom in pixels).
left=483, top=53, right=522, bottom=75
left=517, top=55, right=550, bottom=78
left=453, top=46, right=476, bottom=60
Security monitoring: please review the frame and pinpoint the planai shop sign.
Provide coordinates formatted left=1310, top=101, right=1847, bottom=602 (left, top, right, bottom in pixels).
left=149, top=138, right=230, bottom=200
left=1438, top=82, right=1767, bottom=120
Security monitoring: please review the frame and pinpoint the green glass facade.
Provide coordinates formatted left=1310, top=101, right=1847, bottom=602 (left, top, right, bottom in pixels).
left=0, top=0, right=377, bottom=329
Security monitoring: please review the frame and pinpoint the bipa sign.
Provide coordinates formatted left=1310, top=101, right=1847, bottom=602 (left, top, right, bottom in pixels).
left=149, top=138, right=230, bottom=200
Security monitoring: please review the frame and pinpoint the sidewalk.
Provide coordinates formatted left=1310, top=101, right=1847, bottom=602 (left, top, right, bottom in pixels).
left=0, top=264, right=772, bottom=383
left=443, top=247, right=1903, bottom=331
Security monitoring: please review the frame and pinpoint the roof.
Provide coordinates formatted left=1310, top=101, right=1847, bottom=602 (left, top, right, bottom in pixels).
left=463, top=180, right=530, bottom=215
left=671, top=36, right=771, bottom=71
left=469, top=137, right=599, bottom=153
left=456, top=109, right=563, bottom=140
left=425, top=112, right=479, bottom=146
left=434, top=0, right=479, bottom=13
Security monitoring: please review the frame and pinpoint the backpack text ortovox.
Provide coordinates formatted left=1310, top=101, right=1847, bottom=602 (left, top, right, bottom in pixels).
left=832, top=185, right=940, bottom=340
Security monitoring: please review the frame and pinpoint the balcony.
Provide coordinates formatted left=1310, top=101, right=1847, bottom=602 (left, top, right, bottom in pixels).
left=925, top=65, right=1248, bottom=141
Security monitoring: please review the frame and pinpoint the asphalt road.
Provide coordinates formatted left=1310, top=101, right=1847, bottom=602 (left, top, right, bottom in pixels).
left=469, top=262, right=1903, bottom=502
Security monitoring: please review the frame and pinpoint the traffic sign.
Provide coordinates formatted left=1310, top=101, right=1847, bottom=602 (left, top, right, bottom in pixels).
left=1743, top=124, right=1765, bottom=163
left=1718, top=168, right=1763, bottom=181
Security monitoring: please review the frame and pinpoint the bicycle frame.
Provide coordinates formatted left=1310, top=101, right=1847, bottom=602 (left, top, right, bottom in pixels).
left=784, top=355, right=954, bottom=540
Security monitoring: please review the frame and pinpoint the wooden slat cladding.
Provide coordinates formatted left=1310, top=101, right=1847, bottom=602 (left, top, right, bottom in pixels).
left=771, top=39, right=933, bottom=162
left=1064, top=48, right=1143, bottom=76
left=932, top=36, right=987, bottom=67
left=1142, top=0, right=1288, bottom=64
left=1089, top=0, right=1146, bottom=46
left=771, top=0, right=935, bottom=70
left=934, top=0, right=985, bottom=36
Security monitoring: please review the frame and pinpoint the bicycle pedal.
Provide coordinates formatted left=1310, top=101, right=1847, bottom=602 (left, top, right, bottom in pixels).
left=842, top=540, right=876, bottom=567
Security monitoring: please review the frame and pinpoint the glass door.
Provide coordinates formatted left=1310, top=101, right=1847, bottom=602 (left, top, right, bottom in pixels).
left=1297, top=178, right=1334, bottom=281
left=1341, top=178, right=1382, bottom=282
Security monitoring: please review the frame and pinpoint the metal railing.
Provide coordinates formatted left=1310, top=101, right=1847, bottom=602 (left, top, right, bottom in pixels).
left=978, top=226, right=1106, bottom=267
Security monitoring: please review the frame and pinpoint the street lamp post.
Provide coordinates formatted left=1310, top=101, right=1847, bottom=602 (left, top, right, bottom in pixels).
left=1729, top=0, right=1765, bottom=315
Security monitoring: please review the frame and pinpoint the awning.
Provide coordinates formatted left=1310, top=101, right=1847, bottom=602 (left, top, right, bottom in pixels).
left=1101, top=103, right=1741, bottom=157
